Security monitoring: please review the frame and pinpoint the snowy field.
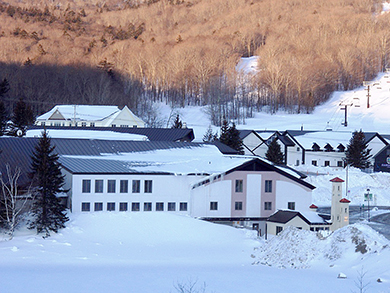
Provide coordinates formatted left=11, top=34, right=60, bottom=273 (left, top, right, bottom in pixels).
left=1, top=213, right=389, bottom=293
left=3, top=59, right=390, bottom=292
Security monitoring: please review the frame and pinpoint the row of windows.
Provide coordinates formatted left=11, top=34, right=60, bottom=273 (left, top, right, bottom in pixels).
left=209, top=201, right=273, bottom=211
left=81, top=202, right=188, bottom=212
left=234, top=179, right=273, bottom=193
left=82, top=179, right=152, bottom=194
left=311, top=160, right=343, bottom=167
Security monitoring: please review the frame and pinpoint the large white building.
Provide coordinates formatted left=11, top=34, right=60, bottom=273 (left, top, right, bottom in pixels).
left=35, top=105, right=145, bottom=128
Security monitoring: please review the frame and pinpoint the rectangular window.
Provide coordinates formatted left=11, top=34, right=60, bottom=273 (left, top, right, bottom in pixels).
left=235, top=201, right=243, bottom=211
left=120, top=180, right=128, bottom=193
left=324, top=161, right=330, bottom=167
left=156, top=202, right=164, bottom=211
left=144, top=202, right=152, bottom=211
left=132, top=180, right=140, bottom=193
left=119, top=202, right=128, bottom=211
left=288, top=202, right=295, bottom=210
left=95, top=180, right=103, bottom=193
left=276, top=226, right=283, bottom=235
left=210, top=202, right=218, bottom=211
left=107, top=180, right=116, bottom=193
left=265, top=180, right=272, bottom=193
left=90, top=122, right=95, bottom=127
left=82, top=179, right=91, bottom=193
left=168, top=202, right=176, bottom=211
left=81, top=202, right=90, bottom=212
left=179, top=202, right=188, bottom=211
left=337, top=161, right=343, bottom=167
left=264, top=201, right=272, bottom=210
left=297, top=147, right=300, bottom=152
left=312, top=160, right=317, bottom=166
left=235, top=179, right=243, bottom=193
left=145, top=180, right=153, bottom=193
left=94, top=202, right=103, bottom=211
left=131, top=202, right=140, bottom=211
left=81, top=122, right=87, bottom=127
left=107, top=202, right=115, bottom=211
left=296, top=160, right=300, bottom=166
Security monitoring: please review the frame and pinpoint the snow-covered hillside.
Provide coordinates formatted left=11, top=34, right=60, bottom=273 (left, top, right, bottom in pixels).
left=1, top=213, right=389, bottom=293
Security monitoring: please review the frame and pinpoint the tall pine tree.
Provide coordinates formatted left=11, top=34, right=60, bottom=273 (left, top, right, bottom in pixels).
left=0, top=100, right=7, bottom=136
left=345, top=130, right=372, bottom=169
left=266, top=138, right=284, bottom=164
left=9, top=98, right=34, bottom=136
left=29, top=130, right=69, bottom=237
left=171, top=114, right=183, bottom=128
left=218, top=119, right=244, bottom=154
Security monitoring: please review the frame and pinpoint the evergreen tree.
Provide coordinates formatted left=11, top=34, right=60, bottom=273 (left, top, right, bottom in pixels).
left=219, top=119, right=230, bottom=145
left=266, top=138, right=284, bottom=164
left=0, top=100, right=7, bottom=136
left=171, top=114, right=183, bottom=129
left=218, top=120, right=244, bottom=154
left=29, top=130, right=69, bottom=237
left=202, top=125, right=218, bottom=142
left=9, top=98, right=34, bottom=136
left=345, top=130, right=372, bottom=169
left=0, top=78, right=10, bottom=97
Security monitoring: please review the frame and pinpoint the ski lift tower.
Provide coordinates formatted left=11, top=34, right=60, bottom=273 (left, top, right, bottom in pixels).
left=339, top=101, right=353, bottom=127
left=363, top=81, right=371, bottom=109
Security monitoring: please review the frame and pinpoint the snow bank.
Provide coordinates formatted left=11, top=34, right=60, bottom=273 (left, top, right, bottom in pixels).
left=254, top=224, right=389, bottom=269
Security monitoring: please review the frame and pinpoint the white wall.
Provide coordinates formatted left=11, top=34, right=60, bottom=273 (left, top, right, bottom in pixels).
left=71, top=174, right=196, bottom=213
left=275, top=180, right=312, bottom=212
left=246, top=174, right=262, bottom=217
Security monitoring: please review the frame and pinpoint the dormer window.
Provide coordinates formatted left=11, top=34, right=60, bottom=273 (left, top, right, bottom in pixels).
left=337, top=144, right=345, bottom=152
left=324, top=143, right=334, bottom=152
left=312, top=143, right=320, bottom=151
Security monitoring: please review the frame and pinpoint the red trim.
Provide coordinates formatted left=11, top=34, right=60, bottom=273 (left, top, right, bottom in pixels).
left=330, top=177, right=344, bottom=182
left=309, top=204, right=318, bottom=209
left=340, top=198, right=351, bottom=203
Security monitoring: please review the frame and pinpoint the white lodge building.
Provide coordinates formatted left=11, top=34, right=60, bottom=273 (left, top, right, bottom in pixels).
left=35, top=105, right=145, bottom=128
left=58, top=143, right=315, bottom=236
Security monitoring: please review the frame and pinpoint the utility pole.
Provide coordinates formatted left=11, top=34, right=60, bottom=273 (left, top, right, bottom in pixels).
left=339, top=102, right=353, bottom=127
left=363, top=81, right=370, bottom=109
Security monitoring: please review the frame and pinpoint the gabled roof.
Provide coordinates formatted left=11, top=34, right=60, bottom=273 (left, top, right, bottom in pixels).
left=267, top=210, right=329, bottom=225
left=36, top=105, right=121, bottom=122
left=330, top=177, right=344, bottom=182
left=28, top=126, right=195, bottom=142
left=340, top=198, right=351, bottom=203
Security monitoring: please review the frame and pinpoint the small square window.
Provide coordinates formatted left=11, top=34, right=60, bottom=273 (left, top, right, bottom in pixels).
left=132, top=202, right=140, bottom=211
left=81, top=202, right=90, bottom=212
left=90, top=122, right=95, bottom=127
left=179, top=202, right=188, bottom=211
left=94, top=202, right=103, bottom=211
left=145, top=180, right=153, bottom=193
left=144, top=202, right=152, bottom=211
left=95, top=180, right=103, bottom=193
left=156, top=202, right=164, bottom=211
left=107, top=180, right=116, bottom=193
left=81, top=122, right=87, bottom=127
left=265, top=180, right=272, bottom=193
left=337, top=161, right=343, bottom=167
left=235, top=201, right=243, bottom=211
left=132, top=180, right=140, bottom=193
left=288, top=202, right=295, bottom=210
left=276, top=226, right=283, bottom=235
left=82, top=180, right=91, bottom=193
left=119, top=202, right=128, bottom=211
left=168, top=202, right=176, bottom=211
left=324, top=161, right=330, bottom=167
left=312, top=160, right=317, bottom=166
left=107, top=202, right=115, bottom=211
left=235, top=180, right=243, bottom=193
left=120, top=180, right=128, bottom=193
left=264, top=202, right=272, bottom=210
left=210, top=202, right=218, bottom=211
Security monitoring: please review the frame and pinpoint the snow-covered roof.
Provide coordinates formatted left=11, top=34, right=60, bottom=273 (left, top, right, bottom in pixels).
left=26, top=129, right=148, bottom=141
left=267, top=210, right=329, bottom=225
left=36, top=105, right=120, bottom=122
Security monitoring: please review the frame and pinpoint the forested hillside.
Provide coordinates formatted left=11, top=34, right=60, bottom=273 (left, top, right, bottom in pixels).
left=0, top=0, right=388, bottom=125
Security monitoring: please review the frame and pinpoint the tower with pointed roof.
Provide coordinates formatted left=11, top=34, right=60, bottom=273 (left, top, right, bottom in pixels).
left=330, top=177, right=350, bottom=231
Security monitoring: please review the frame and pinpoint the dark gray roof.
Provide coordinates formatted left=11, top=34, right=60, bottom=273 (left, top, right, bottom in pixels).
left=0, top=137, right=205, bottom=186
left=212, top=141, right=241, bottom=155
left=28, top=126, right=195, bottom=142
left=267, top=210, right=328, bottom=225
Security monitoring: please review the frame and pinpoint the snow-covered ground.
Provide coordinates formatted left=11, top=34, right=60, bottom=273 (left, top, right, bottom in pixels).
left=1, top=213, right=389, bottom=293
left=4, top=58, right=390, bottom=292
